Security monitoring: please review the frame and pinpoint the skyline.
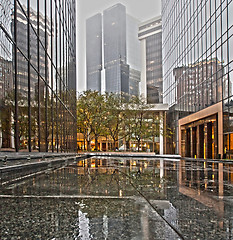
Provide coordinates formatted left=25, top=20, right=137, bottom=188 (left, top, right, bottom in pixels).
left=77, top=0, right=161, bottom=93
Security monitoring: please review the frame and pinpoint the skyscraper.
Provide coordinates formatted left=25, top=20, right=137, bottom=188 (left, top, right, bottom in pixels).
left=103, top=4, right=128, bottom=94
left=86, top=3, right=141, bottom=96
left=86, top=14, right=102, bottom=92
left=0, top=0, right=77, bottom=152
left=138, top=17, right=163, bottom=103
left=127, top=15, right=141, bottom=97
left=162, top=1, right=233, bottom=158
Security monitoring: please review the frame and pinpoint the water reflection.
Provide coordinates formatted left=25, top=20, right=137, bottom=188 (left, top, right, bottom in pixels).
left=0, top=157, right=232, bottom=239
left=78, top=209, right=90, bottom=239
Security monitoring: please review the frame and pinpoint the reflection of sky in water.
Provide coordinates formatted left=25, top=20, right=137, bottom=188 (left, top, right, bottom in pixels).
left=76, top=207, right=110, bottom=240
left=78, top=209, right=90, bottom=239
left=0, top=158, right=232, bottom=240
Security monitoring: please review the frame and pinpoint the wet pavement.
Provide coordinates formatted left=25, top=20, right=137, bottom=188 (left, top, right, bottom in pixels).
left=0, top=157, right=232, bottom=239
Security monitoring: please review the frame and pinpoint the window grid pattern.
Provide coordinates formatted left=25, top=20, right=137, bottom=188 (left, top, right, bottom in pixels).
left=162, top=0, right=233, bottom=154
left=0, top=0, right=77, bottom=152
left=163, top=0, right=233, bottom=111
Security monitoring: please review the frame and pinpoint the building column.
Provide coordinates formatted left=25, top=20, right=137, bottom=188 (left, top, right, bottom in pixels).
left=140, top=39, right=147, bottom=101
left=190, top=127, right=193, bottom=158
left=185, top=128, right=191, bottom=157
left=106, top=140, right=108, bottom=151
left=213, top=120, right=217, bottom=159
left=204, top=123, right=208, bottom=159
left=196, top=125, right=200, bottom=158
left=100, top=140, right=102, bottom=151
left=218, top=111, right=223, bottom=159
left=207, top=122, right=213, bottom=159
left=159, top=111, right=164, bottom=155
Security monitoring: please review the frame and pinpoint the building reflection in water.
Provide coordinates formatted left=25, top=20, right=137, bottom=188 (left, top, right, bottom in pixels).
left=0, top=157, right=232, bottom=239
left=178, top=159, right=233, bottom=230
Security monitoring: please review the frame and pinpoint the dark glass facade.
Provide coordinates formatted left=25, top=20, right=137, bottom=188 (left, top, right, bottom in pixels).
left=162, top=0, right=233, bottom=158
left=138, top=17, right=163, bottom=104
left=0, top=0, right=77, bottom=152
left=86, top=14, right=102, bottom=92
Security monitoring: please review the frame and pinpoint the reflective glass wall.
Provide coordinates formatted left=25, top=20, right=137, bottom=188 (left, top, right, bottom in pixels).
left=138, top=17, right=163, bottom=104
left=0, top=0, right=77, bottom=152
left=162, top=0, right=233, bottom=156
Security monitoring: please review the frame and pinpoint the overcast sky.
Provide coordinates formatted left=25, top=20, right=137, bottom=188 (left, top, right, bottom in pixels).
left=77, top=0, right=161, bottom=93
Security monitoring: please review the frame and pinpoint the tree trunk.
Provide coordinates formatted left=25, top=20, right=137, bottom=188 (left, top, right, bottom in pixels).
left=113, top=139, right=116, bottom=151
left=87, top=140, right=91, bottom=151
left=138, top=139, right=140, bottom=152
left=126, top=141, right=130, bottom=151
left=95, top=136, right=98, bottom=151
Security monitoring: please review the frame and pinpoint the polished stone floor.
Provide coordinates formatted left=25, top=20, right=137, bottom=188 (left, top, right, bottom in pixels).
left=0, top=157, right=232, bottom=239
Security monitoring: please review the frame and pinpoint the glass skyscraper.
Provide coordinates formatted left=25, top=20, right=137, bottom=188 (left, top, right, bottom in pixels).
left=138, top=16, right=163, bottom=103
left=86, top=13, right=102, bottom=92
left=127, top=15, right=141, bottom=97
left=162, top=1, right=233, bottom=158
left=86, top=3, right=141, bottom=96
left=103, top=4, right=128, bottom=94
left=0, top=0, right=77, bottom=152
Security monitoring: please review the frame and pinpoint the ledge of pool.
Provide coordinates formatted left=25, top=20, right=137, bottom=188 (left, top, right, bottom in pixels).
left=79, top=152, right=181, bottom=159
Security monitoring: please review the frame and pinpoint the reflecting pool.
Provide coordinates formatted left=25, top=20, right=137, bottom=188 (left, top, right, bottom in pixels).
left=0, top=158, right=232, bottom=239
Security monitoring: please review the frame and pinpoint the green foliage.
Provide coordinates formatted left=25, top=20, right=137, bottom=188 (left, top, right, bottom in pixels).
left=103, top=93, right=126, bottom=150
left=77, top=91, right=169, bottom=151
left=77, top=90, right=107, bottom=150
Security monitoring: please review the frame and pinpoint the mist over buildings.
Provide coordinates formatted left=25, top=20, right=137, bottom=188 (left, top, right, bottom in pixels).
left=77, top=0, right=161, bottom=93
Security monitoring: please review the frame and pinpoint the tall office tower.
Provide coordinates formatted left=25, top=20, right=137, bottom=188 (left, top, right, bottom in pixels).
left=0, top=0, right=77, bottom=153
left=127, top=15, right=141, bottom=97
left=162, top=1, right=233, bottom=159
left=103, top=4, right=129, bottom=94
left=86, top=14, right=102, bottom=92
left=138, top=17, right=163, bottom=103
left=86, top=3, right=141, bottom=96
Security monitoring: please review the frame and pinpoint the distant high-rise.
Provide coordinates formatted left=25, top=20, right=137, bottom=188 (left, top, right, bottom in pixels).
left=103, top=4, right=128, bottom=94
left=86, top=14, right=102, bottom=92
left=138, top=17, right=163, bottom=103
left=86, top=3, right=141, bottom=96
left=127, top=15, right=141, bottom=97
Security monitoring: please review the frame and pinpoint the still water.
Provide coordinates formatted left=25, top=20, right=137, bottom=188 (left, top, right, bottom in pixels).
left=0, top=158, right=232, bottom=240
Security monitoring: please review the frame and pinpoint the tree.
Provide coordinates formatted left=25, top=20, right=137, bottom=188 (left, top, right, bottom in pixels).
left=127, top=97, right=151, bottom=151
left=77, top=90, right=106, bottom=151
left=77, top=91, right=170, bottom=153
left=103, top=93, right=126, bottom=150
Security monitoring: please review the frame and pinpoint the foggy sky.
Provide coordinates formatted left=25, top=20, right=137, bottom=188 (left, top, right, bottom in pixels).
left=77, top=0, right=161, bottom=93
